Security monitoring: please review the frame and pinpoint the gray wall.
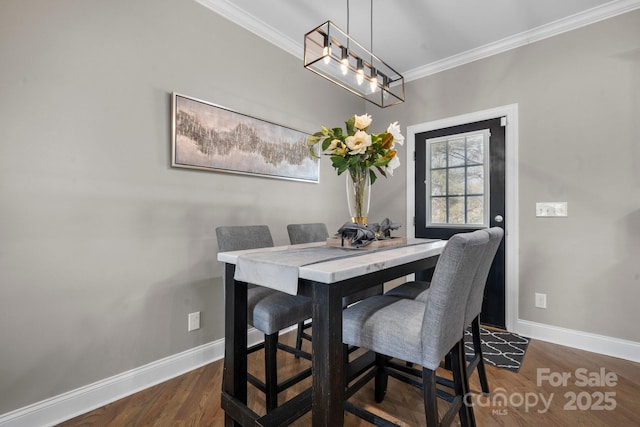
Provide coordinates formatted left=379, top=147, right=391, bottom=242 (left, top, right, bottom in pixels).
left=0, top=0, right=362, bottom=414
left=371, top=11, right=640, bottom=342
left=2, top=0, right=639, bottom=418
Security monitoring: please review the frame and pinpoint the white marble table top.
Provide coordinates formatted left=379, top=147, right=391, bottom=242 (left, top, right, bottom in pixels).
left=217, top=238, right=446, bottom=284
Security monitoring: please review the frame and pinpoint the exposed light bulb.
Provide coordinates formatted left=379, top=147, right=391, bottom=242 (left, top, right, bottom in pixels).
left=369, top=76, right=378, bottom=93
left=356, top=58, right=364, bottom=85
left=369, top=67, right=378, bottom=92
left=341, top=59, right=348, bottom=75
left=304, top=23, right=405, bottom=107
left=323, top=45, right=331, bottom=64
left=340, top=47, right=349, bottom=75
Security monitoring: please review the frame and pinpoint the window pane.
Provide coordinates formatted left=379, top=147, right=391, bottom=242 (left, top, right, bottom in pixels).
left=467, top=165, right=484, bottom=194
left=431, top=169, right=446, bottom=196
left=426, top=130, right=488, bottom=227
left=448, top=197, right=465, bottom=224
left=431, top=141, right=447, bottom=168
left=448, top=138, right=465, bottom=167
left=467, top=135, right=484, bottom=165
left=467, top=196, right=484, bottom=224
left=431, top=198, right=446, bottom=223
left=448, top=167, right=465, bottom=195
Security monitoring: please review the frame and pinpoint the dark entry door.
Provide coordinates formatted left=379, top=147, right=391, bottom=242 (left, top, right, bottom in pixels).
left=415, top=118, right=506, bottom=328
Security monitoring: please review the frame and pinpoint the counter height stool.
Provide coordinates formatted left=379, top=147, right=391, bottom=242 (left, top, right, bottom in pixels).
left=286, top=222, right=385, bottom=354
left=385, top=227, right=504, bottom=395
left=216, top=225, right=313, bottom=413
left=286, top=222, right=330, bottom=245
left=286, top=223, right=385, bottom=308
left=342, top=230, right=489, bottom=427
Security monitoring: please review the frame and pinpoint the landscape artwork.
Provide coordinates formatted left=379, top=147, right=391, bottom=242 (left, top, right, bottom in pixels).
left=171, top=93, right=319, bottom=182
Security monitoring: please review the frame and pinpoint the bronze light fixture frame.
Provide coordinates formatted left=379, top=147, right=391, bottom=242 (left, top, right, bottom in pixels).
left=304, top=20, right=405, bottom=108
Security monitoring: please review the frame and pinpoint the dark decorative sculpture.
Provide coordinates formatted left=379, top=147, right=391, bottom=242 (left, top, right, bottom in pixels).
left=337, top=218, right=401, bottom=248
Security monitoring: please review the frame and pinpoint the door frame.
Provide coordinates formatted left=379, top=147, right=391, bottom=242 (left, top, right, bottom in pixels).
left=406, top=104, right=519, bottom=331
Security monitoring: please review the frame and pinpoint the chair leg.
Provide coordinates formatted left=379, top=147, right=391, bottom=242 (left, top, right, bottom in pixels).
left=471, top=317, right=490, bottom=394
left=452, top=339, right=476, bottom=427
left=374, top=353, right=389, bottom=403
left=295, top=321, right=304, bottom=358
left=264, top=333, right=279, bottom=412
left=422, top=368, right=439, bottom=427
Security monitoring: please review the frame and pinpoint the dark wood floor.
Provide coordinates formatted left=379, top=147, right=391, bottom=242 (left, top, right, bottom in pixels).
left=57, top=331, right=640, bottom=426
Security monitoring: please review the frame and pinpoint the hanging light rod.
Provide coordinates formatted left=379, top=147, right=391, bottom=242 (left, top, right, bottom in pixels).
left=303, top=5, right=405, bottom=108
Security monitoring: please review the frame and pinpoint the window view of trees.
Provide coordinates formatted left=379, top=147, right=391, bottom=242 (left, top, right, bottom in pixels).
left=429, top=132, right=486, bottom=225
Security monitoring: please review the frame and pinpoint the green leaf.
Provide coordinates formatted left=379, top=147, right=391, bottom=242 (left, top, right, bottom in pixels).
left=373, top=156, right=391, bottom=167
left=331, top=155, right=347, bottom=167
left=370, top=168, right=378, bottom=185
left=347, top=155, right=363, bottom=168
left=346, top=115, right=355, bottom=126
left=345, top=116, right=355, bottom=135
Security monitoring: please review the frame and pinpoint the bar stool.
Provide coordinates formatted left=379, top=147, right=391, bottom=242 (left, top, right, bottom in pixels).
left=385, top=227, right=504, bottom=394
left=342, top=230, right=489, bottom=426
left=216, top=225, right=312, bottom=413
left=286, top=222, right=384, bottom=354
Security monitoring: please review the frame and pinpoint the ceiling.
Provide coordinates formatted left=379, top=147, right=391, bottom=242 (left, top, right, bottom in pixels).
left=198, top=0, right=640, bottom=81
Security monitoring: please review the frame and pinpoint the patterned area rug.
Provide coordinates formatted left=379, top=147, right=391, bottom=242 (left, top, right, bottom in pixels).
left=464, top=327, right=530, bottom=372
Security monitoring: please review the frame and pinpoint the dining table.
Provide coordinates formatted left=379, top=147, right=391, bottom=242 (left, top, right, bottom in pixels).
left=217, top=237, right=446, bottom=427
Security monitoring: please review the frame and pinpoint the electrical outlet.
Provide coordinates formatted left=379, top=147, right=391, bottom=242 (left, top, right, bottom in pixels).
left=188, top=312, right=201, bottom=331
left=535, top=293, right=547, bottom=309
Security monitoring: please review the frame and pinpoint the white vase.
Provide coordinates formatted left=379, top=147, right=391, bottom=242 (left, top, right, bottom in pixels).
left=346, top=168, right=371, bottom=225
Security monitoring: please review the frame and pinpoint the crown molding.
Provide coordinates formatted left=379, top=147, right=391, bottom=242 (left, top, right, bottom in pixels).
left=403, top=0, right=640, bottom=81
left=195, top=0, right=640, bottom=83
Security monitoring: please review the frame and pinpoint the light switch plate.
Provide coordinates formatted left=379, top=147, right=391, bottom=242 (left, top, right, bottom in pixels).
left=536, top=202, right=568, bottom=217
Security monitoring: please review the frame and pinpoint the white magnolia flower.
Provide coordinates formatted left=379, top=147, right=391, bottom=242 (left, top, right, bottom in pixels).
left=383, top=154, right=401, bottom=176
left=386, top=121, right=405, bottom=146
left=353, top=114, right=372, bottom=130
left=345, top=130, right=372, bottom=155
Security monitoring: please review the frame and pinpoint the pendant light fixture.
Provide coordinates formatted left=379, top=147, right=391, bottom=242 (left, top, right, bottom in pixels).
left=304, top=0, right=405, bottom=108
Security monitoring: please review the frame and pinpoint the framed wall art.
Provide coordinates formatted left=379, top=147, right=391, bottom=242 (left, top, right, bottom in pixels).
left=171, top=93, right=319, bottom=183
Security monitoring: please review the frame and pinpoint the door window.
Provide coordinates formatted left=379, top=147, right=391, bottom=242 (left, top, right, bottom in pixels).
left=426, top=129, right=490, bottom=227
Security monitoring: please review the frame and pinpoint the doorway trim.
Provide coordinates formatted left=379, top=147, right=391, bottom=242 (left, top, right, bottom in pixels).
left=406, top=104, right=519, bottom=331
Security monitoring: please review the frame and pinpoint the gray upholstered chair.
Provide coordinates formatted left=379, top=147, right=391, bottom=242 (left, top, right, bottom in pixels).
left=342, top=229, right=489, bottom=427
left=286, top=223, right=328, bottom=353
left=215, top=225, right=312, bottom=413
left=286, top=222, right=385, bottom=353
left=287, top=222, right=330, bottom=245
left=385, top=227, right=504, bottom=394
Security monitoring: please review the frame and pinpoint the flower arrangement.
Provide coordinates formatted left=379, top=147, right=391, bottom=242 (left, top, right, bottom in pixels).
left=309, top=114, right=404, bottom=225
left=308, top=113, right=404, bottom=184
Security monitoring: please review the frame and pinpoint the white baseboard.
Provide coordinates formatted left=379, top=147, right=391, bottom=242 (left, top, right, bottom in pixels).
left=0, top=327, right=269, bottom=427
left=515, top=319, right=640, bottom=363
left=4, top=321, right=635, bottom=427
